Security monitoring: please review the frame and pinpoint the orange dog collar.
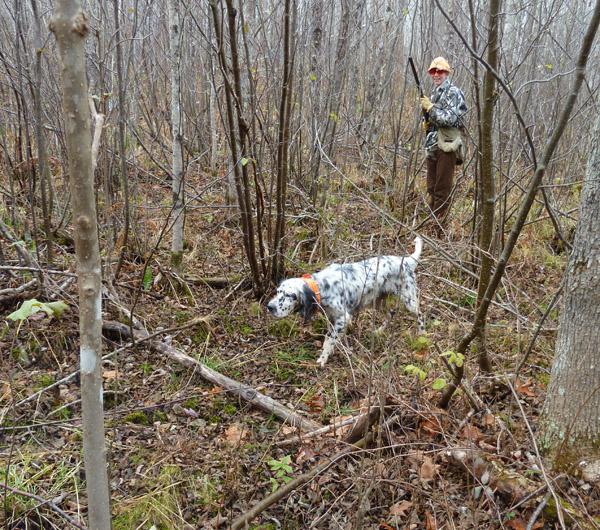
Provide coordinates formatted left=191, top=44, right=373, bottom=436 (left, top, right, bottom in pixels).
left=302, top=274, right=321, bottom=305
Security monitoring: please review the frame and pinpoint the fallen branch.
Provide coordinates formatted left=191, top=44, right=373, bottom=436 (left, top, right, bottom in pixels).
left=0, top=278, right=39, bottom=304
left=276, top=406, right=383, bottom=447
left=103, top=320, right=322, bottom=432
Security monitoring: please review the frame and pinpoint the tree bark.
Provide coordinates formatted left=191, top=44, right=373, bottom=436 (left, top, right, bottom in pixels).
left=539, top=98, right=600, bottom=475
left=49, top=3, right=111, bottom=529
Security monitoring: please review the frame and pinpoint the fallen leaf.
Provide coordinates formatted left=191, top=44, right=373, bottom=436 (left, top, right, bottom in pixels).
left=505, top=518, right=527, bottom=530
left=483, top=413, right=496, bottom=427
left=103, top=370, right=118, bottom=380
left=0, top=382, right=11, bottom=403
left=419, top=456, right=440, bottom=481
left=515, top=378, right=536, bottom=398
left=378, top=523, right=395, bottom=530
left=460, top=424, right=483, bottom=442
left=295, top=445, right=316, bottom=465
left=305, top=393, right=324, bottom=413
left=223, top=423, right=250, bottom=446
left=425, top=510, right=436, bottom=530
left=389, top=499, right=413, bottom=517
left=420, top=416, right=443, bottom=437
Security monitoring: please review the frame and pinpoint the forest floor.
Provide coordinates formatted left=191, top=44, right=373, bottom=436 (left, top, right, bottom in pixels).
left=1, top=163, right=598, bottom=529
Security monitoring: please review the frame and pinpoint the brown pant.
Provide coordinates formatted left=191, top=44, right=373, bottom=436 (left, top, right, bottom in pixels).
left=426, top=149, right=456, bottom=220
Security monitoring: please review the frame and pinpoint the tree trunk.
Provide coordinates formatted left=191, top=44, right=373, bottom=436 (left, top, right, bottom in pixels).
left=30, top=0, right=54, bottom=265
left=474, top=0, right=501, bottom=373
left=539, top=100, right=600, bottom=476
left=272, top=0, right=293, bottom=283
left=49, top=2, right=111, bottom=529
left=112, top=0, right=131, bottom=280
left=169, top=0, right=185, bottom=271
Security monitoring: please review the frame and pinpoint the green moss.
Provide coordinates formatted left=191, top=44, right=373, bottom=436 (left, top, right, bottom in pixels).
left=184, top=397, right=200, bottom=410
left=222, top=403, right=237, bottom=416
left=239, top=323, right=254, bottom=337
left=192, top=326, right=210, bottom=344
left=174, top=310, right=190, bottom=323
left=124, top=411, right=151, bottom=426
left=268, top=318, right=298, bottom=338
left=249, top=302, right=263, bottom=317
left=152, top=410, right=168, bottom=423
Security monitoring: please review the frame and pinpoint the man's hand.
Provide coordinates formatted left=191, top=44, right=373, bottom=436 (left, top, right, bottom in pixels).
left=420, top=96, right=433, bottom=112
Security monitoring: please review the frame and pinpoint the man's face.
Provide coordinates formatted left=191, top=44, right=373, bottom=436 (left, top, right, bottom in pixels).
left=429, top=68, right=448, bottom=87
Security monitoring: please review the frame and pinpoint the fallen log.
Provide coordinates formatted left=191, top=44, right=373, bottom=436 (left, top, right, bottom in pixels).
left=103, top=320, right=322, bottom=432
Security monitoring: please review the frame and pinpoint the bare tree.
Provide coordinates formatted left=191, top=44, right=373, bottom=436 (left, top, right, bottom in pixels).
left=112, top=0, right=131, bottom=280
left=169, top=0, right=185, bottom=271
left=473, top=0, right=501, bottom=373
left=49, top=2, right=111, bottom=528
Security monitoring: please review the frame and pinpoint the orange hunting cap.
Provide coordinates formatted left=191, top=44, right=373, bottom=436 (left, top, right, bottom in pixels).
left=428, top=56, right=451, bottom=73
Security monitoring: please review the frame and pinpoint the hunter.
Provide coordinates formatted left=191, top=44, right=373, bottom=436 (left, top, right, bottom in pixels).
left=420, top=56, right=467, bottom=227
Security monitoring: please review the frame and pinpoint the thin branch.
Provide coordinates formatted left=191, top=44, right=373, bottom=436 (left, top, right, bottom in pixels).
left=0, top=483, right=85, bottom=530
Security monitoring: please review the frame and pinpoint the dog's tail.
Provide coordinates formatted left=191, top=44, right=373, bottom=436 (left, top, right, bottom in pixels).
left=406, top=236, right=423, bottom=270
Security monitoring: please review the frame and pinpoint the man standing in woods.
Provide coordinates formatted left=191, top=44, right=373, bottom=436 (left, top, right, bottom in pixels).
left=420, top=57, right=467, bottom=229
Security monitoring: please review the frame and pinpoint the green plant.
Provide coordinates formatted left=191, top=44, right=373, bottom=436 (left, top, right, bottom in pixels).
left=404, top=364, right=427, bottom=381
left=407, top=334, right=431, bottom=353
left=113, top=465, right=185, bottom=529
left=268, top=455, right=293, bottom=491
left=141, top=361, right=153, bottom=376
left=7, top=298, right=69, bottom=322
left=440, top=350, right=464, bottom=368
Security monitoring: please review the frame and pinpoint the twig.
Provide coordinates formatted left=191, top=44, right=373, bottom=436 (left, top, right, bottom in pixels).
left=0, top=483, right=85, bottom=529
left=0, top=279, right=39, bottom=302
left=0, top=265, right=76, bottom=277
left=526, top=491, right=552, bottom=530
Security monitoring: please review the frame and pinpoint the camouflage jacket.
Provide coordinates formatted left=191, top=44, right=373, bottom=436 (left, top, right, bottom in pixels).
left=424, top=78, right=467, bottom=153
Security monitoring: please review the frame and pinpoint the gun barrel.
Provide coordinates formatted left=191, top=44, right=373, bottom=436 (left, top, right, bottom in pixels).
left=408, top=56, right=424, bottom=98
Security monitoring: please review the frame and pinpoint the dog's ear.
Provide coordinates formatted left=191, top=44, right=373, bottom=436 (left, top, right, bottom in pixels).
left=300, top=282, right=318, bottom=323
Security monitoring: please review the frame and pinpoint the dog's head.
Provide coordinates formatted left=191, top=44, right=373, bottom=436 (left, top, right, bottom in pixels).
left=266, top=278, right=319, bottom=323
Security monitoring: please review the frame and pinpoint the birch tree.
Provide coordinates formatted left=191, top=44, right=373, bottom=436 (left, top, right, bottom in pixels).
left=49, top=2, right=111, bottom=528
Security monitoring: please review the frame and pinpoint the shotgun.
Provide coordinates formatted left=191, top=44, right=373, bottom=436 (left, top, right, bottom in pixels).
left=408, top=56, right=431, bottom=130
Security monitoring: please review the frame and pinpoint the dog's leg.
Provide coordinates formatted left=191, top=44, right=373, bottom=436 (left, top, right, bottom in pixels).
left=317, top=313, right=350, bottom=367
left=400, top=286, right=425, bottom=334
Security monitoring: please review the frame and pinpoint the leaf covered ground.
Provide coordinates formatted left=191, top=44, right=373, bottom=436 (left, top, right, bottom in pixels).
left=2, top=165, right=599, bottom=529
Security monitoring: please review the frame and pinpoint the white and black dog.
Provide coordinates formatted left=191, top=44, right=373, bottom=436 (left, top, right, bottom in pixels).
left=267, top=237, right=424, bottom=367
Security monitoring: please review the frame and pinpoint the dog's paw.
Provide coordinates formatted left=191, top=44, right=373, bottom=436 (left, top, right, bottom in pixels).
left=316, top=355, right=328, bottom=367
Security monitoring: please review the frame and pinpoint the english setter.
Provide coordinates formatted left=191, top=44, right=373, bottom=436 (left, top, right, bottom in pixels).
left=267, top=237, right=424, bottom=367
